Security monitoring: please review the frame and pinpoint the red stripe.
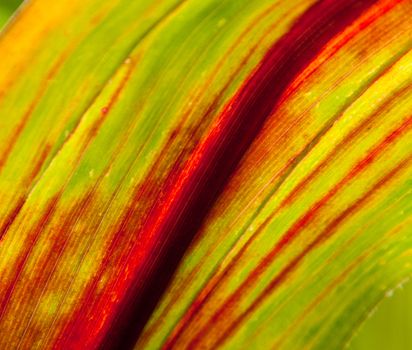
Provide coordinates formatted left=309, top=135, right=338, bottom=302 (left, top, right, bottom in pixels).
left=162, top=0, right=387, bottom=347
left=142, top=4, right=407, bottom=343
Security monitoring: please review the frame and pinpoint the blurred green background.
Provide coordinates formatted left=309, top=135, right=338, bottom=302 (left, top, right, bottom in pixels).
left=0, top=1, right=411, bottom=349
left=0, top=0, right=23, bottom=28
left=348, top=281, right=412, bottom=350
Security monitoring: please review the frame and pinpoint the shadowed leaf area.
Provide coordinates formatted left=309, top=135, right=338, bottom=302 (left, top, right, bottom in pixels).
left=0, top=0, right=412, bottom=349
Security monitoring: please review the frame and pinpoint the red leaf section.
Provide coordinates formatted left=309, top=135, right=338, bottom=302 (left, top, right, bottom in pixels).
left=45, top=0, right=388, bottom=348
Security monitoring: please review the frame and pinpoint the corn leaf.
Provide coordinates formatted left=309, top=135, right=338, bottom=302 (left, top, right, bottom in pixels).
left=1, top=0, right=412, bottom=349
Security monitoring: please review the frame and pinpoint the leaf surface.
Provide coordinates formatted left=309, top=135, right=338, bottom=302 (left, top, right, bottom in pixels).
left=0, top=0, right=412, bottom=349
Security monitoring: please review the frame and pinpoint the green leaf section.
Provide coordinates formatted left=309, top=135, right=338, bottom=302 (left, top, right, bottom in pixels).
left=0, top=0, right=22, bottom=27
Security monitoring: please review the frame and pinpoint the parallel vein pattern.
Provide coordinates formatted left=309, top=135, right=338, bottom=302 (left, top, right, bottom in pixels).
left=0, top=0, right=412, bottom=349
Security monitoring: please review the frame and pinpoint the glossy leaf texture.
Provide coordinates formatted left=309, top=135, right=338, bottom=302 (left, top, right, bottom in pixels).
left=0, top=0, right=412, bottom=349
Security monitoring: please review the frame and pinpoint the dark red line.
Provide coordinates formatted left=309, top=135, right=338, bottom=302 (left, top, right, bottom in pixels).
left=83, top=0, right=382, bottom=349
left=160, top=49, right=410, bottom=348
left=141, top=3, right=404, bottom=343
left=8, top=0, right=382, bottom=348
left=52, top=9, right=290, bottom=347
left=161, top=0, right=384, bottom=347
